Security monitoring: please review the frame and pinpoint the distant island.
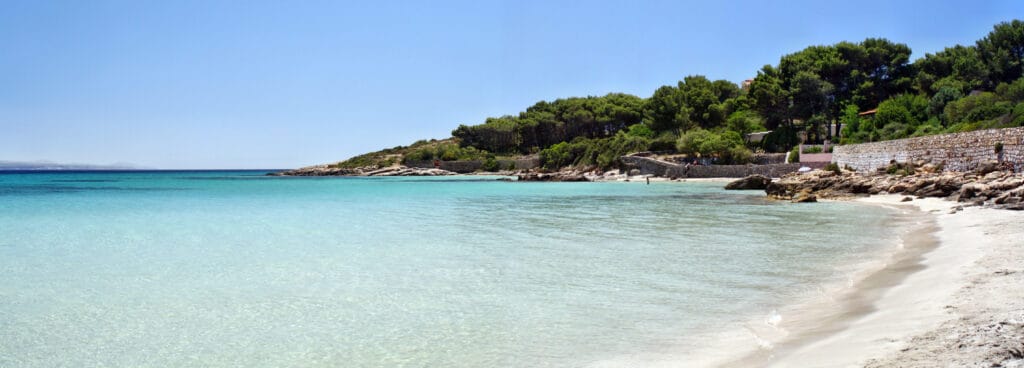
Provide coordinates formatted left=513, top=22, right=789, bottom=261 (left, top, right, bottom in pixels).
left=0, top=161, right=146, bottom=171
left=279, top=20, right=1024, bottom=177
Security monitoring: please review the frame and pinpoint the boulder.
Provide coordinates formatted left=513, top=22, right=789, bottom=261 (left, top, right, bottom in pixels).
left=724, top=175, right=772, bottom=190
left=975, top=160, right=1001, bottom=175
left=791, top=190, right=817, bottom=203
left=517, top=172, right=590, bottom=182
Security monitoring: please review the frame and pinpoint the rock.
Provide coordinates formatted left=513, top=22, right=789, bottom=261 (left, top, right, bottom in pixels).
left=1003, top=203, right=1024, bottom=211
left=851, top=181, right=874, bottom=194
left=918, top=163, right=941, bottom=174
left=765, top=179, right=802, bottom=199
left=792, top=190, right=817, bottom=203
left=975, top=160, right=1001, bottom=175
left=901, top=196, right=913, bottom=202
left=517, top=172, right=590, bottom=182
left=759, top=167, right=1024, bottom=210
left=725, top=175, right=772, bottom=190
left=629, top=169, right=641, bottom=176
left=959, top=183, right=988, bottom=199
left=367, top=167, right=456, bottom=176
left=272, top=165, right=364, bottom=176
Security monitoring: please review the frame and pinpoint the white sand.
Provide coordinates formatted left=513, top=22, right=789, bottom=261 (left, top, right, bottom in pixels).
left=588, top=189, right=1023, bottom=367
left=762, top=195, right=1024, bottom=367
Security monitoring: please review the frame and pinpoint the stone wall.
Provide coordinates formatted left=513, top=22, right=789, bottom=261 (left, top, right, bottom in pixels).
left=619, top=156, right=801, bottom=178
left=502, top=157, right=541, bottom=170
left=833, top=127, right=1024, bottom=172
left=752, top=153, right=787, bottom=165
left=686, top=163, right=803, bottom=178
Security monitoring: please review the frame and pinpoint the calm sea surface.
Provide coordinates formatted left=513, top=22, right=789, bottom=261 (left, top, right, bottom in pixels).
left=0, top=171, right=897, bottom=367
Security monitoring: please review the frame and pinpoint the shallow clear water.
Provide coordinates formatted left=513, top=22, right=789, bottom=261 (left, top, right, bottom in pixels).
left=0, top=171, right=896, bottom=367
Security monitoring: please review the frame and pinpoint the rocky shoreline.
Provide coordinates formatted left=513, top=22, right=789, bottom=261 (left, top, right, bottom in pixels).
left=742, top=161, right=1024, bottom=210
left=270, top=164, right=458, bottom=177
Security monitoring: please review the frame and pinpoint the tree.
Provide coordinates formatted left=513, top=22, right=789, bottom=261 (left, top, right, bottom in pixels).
left=643, top=85, right=692, bottom=133
left=790, top=72, right=834, bottom=143
left=914, top=45, right=987, bottom=95
left=977, top=20, right=1024, bottom=87
left=928, top=87, right=964, bottom=124
left=725, top=110, right=765, bottom=135
left=749, top=65, right=791, bottom=130
left=675, top=129, right=751, bottom=164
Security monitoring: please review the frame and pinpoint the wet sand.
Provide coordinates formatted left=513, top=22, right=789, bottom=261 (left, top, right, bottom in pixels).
left=752, top=195, right=1024, bottom=367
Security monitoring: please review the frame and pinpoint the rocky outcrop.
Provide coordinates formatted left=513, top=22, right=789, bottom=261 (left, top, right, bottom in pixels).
left=791, top=189, right=817, bottom=203
left=619, top=155, right=801, bottom=178
left=516, top=172, right=589, bottom=182
left=763, top=162, right=1024, bottom=210
left=724, top=174, right=772, bottom=190
left=268, top=165, right=361, bottom=176
left=363, top=167, right=456, bottom=176
left=271, top=165, right=455, bottom=177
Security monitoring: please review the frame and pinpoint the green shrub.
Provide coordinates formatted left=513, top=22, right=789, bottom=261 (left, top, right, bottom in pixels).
left=626, top=123, right=655, bottom=138
left=724, top=145, right=754, bottom=164
left=481, top=158, right=500, bottom=172
left=803, top=146, right=823, bottom=154
left=789, top=146, right=800, bottom=163
left=824, top=162, right=841, bottom=174
left=885, top=162, right=914, bottom=176
left=648, top=132, right=678, bottom=151
left=761, top=126, right=799, bottom=152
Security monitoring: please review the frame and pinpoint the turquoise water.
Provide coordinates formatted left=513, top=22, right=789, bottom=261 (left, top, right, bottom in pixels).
left=0, top=171, right=896, bottom=367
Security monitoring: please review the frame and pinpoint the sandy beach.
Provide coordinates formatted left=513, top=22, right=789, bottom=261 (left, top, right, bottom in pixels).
left=755, top=195, right=1024, bottom=367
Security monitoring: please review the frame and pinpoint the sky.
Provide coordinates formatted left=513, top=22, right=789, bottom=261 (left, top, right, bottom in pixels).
left=1, top=1, right=1022, bottom=169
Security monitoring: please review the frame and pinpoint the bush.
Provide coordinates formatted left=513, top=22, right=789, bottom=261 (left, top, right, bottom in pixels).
left=724, top=145, right=754, bottom=164
left=538, top=131, right=651, bottom=170
left=401, top=142, right=491, bottom=164
left=725, top=111, right=766, bottom=135
left=789, top=146, right=800, bottom=163
left=944, top=92, right=1004, bottom=125
left=648, top=132, right=679, bottom=151
left=802, top=146, right=823, bottom=154
left=481, top=158, right=500, bottom=172
left=885, top=162, right=914, bottom=176
left=761, top=126, right=799, bottom=152
left=824, top=162, right=841, bottom=174
left=626, top=123, right=655, bottom=138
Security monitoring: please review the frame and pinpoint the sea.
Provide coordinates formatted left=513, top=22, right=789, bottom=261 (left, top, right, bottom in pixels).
left=0, top=171, right=903, bottom=367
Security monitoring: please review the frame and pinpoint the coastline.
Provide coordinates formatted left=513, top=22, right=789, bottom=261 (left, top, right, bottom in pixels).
left=590, top=184, right=1022, bottom=367
left=732, top=194, right=1024, bottom=367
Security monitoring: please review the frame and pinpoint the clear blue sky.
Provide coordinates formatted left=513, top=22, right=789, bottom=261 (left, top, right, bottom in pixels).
left=2, top=1, right=1021, bottom=169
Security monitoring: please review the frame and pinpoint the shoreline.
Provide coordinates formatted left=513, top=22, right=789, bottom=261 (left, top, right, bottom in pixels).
left=730, top=194, right=1024, bottom=367
left=592, top=187, right=1022, bottom=367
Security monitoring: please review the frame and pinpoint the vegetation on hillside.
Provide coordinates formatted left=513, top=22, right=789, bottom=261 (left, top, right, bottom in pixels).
left=335, top=20, right=1024, bottom=172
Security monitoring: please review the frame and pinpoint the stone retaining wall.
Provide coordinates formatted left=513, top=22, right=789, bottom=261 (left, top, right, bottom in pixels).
left=833, top=127, right=1024, bottom=172
left=619, top=156, right=801, bottom=178
left=752, top=153, right=788, bottom=165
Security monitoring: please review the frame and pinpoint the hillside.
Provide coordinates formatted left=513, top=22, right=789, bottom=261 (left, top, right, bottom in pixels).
left=297, top=20, right=1024, bottom=174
